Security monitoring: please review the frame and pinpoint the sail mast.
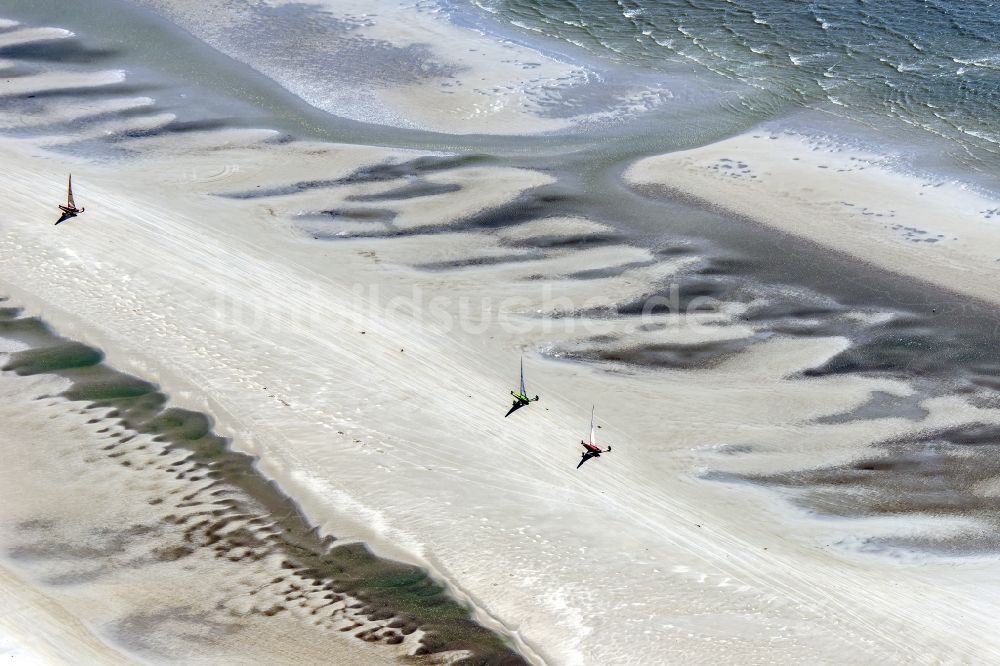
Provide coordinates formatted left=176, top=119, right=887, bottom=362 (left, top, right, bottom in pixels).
left=66, top=174, right=75, bottom=209
left=590, top=406, right=596, bottom=445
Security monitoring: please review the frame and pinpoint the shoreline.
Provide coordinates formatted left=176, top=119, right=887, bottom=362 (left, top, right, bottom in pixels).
left=0, top=305, right=530, bottom=664
left=122, top=0, right=598, bottom=136
left=625, top=130, right=1000, bottom=309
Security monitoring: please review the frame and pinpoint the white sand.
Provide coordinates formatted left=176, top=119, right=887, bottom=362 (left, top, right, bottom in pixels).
left=626, top=131, right=1000, bottom=307
left=0, top=564, right=135, bottom=665
left=0, top=27, right=73, bottom=49
left=129, top=0, right=592, bottom=134
left=0, top=69, right=126, bottom=98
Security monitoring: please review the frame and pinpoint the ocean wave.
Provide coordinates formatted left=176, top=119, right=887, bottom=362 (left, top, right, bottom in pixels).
left=813, top=16, right=833, bottom=31
left=952, top=55, right=1000, bottom=72
left=788, top=52, right=832, bottom=66
left=877, top=56, right=931, bottom=74
left=961, top=128, right=1000, bottom=146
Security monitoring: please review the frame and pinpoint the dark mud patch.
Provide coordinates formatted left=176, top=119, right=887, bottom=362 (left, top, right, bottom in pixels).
left=294, top=188, right=579, bottom=244
left=222, top=178, right=344, bottom=199
left=347, top=181, right=461, bottom=202
left=0, top=62, right=38, bottom=79
left=0, top=37, right=117, bottom=63
left=7, top=102, right=164, bottom=138
left=559, top=336, right=758, bottom=370
left=336, top=155, right=489, bottom=185
left=612, top=277, right=739, bottom=316
left=802, top=314, right=1000, bottom=391
left=218, top=155, right=488, bottom=200
left=815, top=390, right=930, bottom=424
left=653, top=242, right=703, bottom=258
left=693, top=256, right=755, bottom=277
left=564, top=259, right=658, bottom=280
left=112, top=118, right=236, bottom=141
left=413, top=253, right=545, bottom=272
left=449, top=190, right=574, bottom=234
left=739, top=291, right=872, bottom=339
left=0, top=82, right=158, bottom=101
left=712, top=421, right=1000, bottom=555
left=502, top=232, right=624, bottom=251
left=742, top=299, right=848, bottom=323
left=339, top=189, right=577, bottom=240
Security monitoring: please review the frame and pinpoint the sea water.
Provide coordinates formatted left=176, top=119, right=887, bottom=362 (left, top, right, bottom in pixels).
left=474, top=0, right=1000, bottom=182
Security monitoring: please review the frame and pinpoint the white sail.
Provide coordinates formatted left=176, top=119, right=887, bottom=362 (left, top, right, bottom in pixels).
left=66, top=174, right=76, bottom=209
left=519, top=356, right=527, bottom=396
left=589, top=405, right=596, bottom=445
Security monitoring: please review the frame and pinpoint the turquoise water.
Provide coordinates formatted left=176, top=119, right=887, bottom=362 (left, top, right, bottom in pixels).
left=476, top=0, right=1000, bottom=177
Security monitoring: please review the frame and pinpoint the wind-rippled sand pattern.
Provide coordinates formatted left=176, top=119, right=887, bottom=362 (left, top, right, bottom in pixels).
left=0, top=308, right=522, bottom=665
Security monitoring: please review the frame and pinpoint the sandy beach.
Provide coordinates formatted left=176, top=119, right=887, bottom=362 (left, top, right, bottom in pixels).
left=626, top=130, right=1000, bottom=308
left=126, top=0, right=637, bottom=135
left=4, top=2, right=1000, bottom=665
